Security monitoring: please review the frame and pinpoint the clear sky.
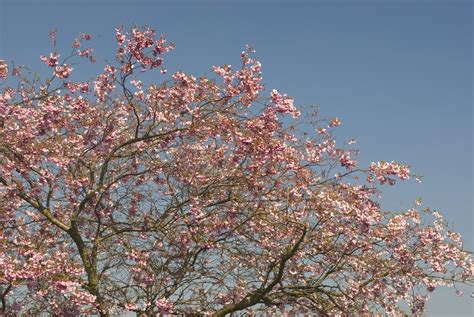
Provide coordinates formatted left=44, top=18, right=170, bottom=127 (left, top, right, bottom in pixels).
left=0, top=0, right=472, bottom=315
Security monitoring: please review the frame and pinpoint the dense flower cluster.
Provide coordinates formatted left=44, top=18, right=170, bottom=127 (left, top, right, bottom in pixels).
left=40, top=53, right=60, bottom=67
left=54, top=64, right=73, bottom=79
left=271, top=89, right=300, bottom=118
left=0, top=26, right=471, bottom=316
left=370, top=160, right=410, bottom=185
left=339, top=153, right=357, bottom=169
left=115, top=26, right=175, bottom=73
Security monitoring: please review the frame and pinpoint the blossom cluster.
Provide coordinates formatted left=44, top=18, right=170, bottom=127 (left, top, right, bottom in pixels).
left=54, top=64, right=73, bottom=78
left=370, top=160, right=410, bottom=184
left=40, top=53, right=60, bottom=67
left=271, top=89, right=300, bottom=118
left=115, top=26, right=175, bottom=73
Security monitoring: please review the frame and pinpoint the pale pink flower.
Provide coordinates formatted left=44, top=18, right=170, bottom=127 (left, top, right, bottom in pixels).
left=271, top=89, right=300, bottom=118
left=81, top=33, right=92, bottom=40
left=115, top=27, right=126, bottom=45
left=329, top=117, right=341, bottom=127
left=40, top=53, right=60, bottom=67
left=339, top=153, right=356, bottom=169
left=370, top=161, right=410, bottom=184
left=73, top=38, right=81, bottom=49
left=155, top=297, right=173, bottom=313
left=54, top=64, right=73, bottom=79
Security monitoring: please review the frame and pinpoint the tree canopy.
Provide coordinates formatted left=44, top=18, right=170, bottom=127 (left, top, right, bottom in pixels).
left=0, top=26, right=472, bottom=316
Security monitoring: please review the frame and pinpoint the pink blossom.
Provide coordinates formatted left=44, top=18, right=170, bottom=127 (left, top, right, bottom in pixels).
left=130, top=79, right=142, bottom=90
left=81, top=33, right=92, bottom=40
left=73, top=38, right=81, bottom=49
left=115, top=27, right=126, bottom=45
left=339, top=153, right=356, bottom=169
left=329, top=117, right=341, bottom=127
left=54, top=64, right=73, bottom=79
left=155, top=297, right=173, bottom=313
left=64, top=81, right=89, bottom=94
left=78, top=48, right=93, bottom=58
left=270, top=89, right=300, bottom=118
left=370, top=160, right=410, bottom=184
left=94, top=66, right=116, bottom=101
left=40, top=53, right=60, bottom=67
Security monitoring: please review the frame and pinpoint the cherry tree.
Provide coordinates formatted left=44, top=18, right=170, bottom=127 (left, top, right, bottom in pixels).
left=0, top=26, right=472, bottom=316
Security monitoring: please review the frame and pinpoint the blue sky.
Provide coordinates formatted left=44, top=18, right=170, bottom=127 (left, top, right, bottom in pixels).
left=0, top=0, right=472, bottom=314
